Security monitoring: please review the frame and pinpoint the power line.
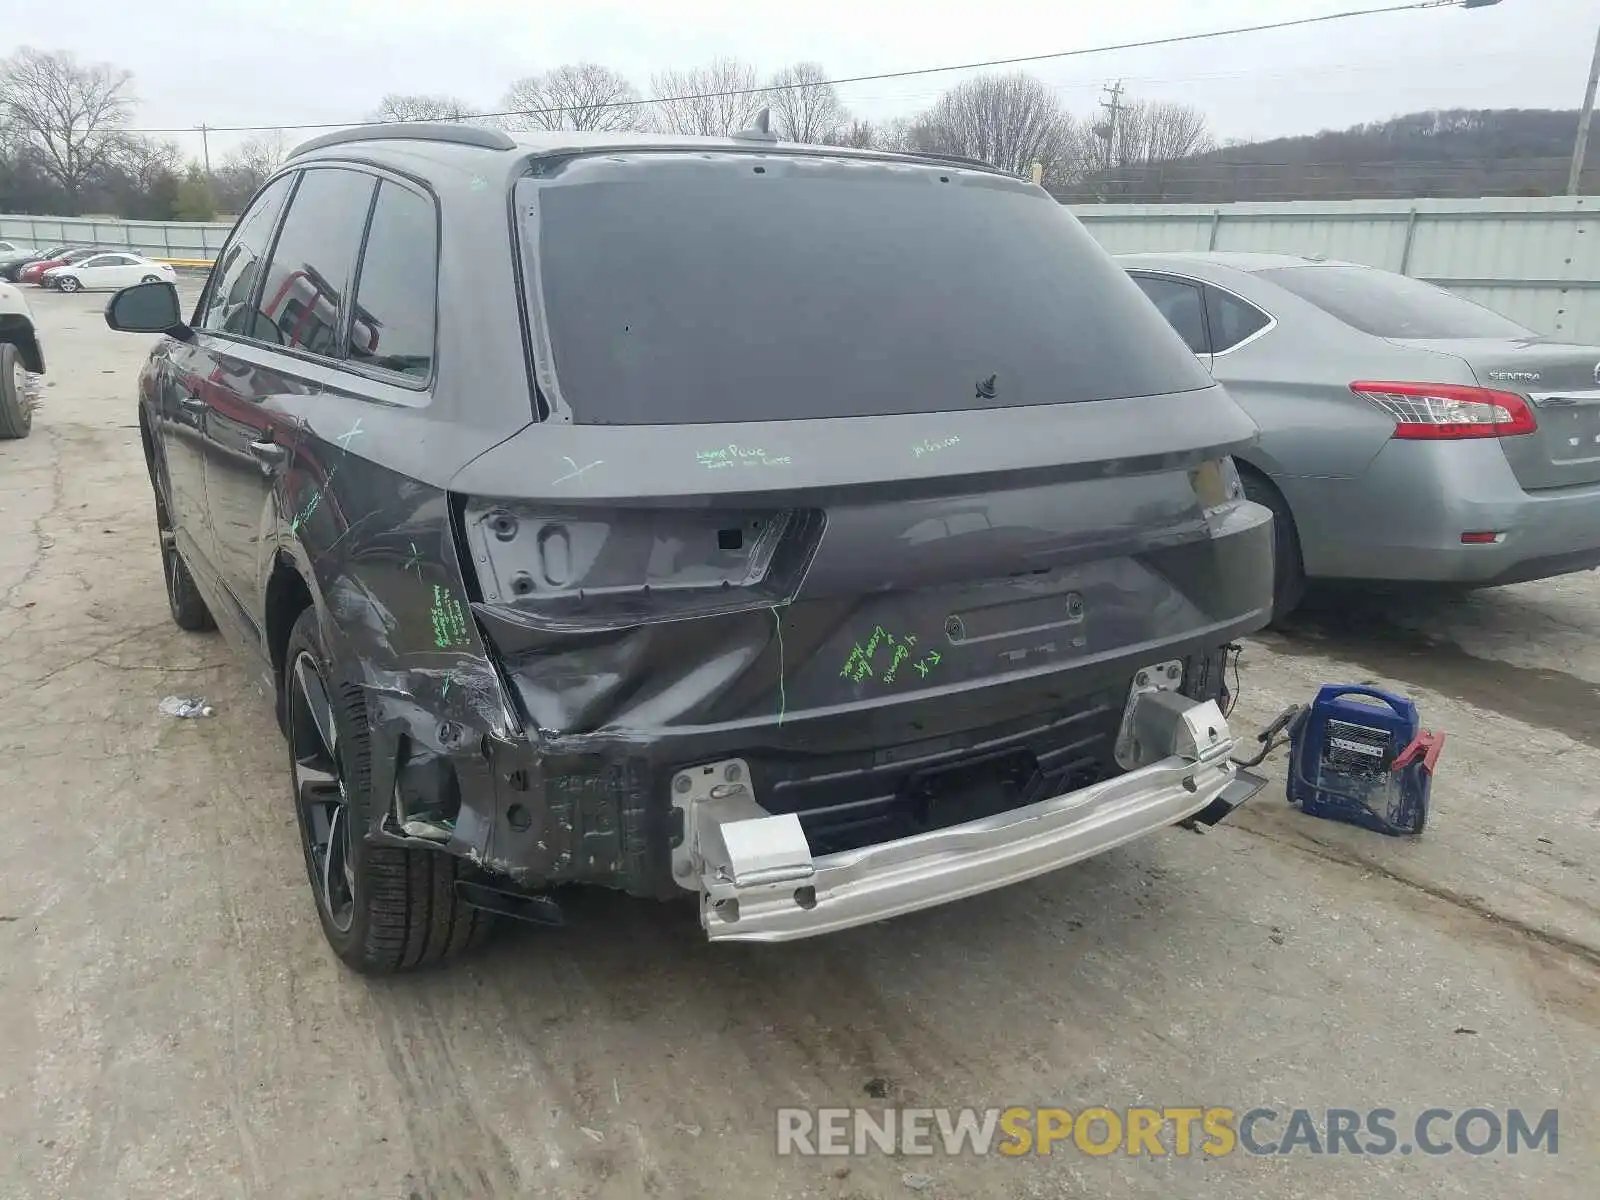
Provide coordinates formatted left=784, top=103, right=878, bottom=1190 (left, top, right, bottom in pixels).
left=1088, top=157, right=1587, bottom=173
left=127, top=1, right=1476, bottom=135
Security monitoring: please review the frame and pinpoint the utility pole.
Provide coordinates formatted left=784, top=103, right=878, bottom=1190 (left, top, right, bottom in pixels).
left=1099, top=80, right=1124, bottom=174
left=1096, top=80, right=1124, bottom=201
left=196, top=123, right=213, bottom=178
left=1570, top=20, right=1600, bottom=195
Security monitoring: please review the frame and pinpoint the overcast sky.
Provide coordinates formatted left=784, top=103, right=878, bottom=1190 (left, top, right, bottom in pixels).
left=2, top=0, right=1595, bottom=159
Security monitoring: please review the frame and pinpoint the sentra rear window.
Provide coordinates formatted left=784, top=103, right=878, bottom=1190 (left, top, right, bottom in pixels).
left=1258, top=265, right=1533, bottom=340
left=524, top=153, right=1212, bottom=424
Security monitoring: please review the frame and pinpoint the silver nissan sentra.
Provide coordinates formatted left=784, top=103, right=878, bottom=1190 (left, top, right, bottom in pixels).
left=1120, top=251, right=1600, bottom=620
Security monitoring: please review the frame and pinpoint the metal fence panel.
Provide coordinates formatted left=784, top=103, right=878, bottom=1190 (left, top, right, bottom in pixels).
left=0, top=213, right=232, bottom=263
left=1073, top=196, right=1600, bottom=343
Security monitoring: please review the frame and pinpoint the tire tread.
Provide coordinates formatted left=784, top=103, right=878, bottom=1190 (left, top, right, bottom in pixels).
left=167, top=551, right=217, bottom=631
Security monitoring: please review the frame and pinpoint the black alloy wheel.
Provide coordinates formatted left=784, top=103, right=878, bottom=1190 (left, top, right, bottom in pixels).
left=288, top=649, right=357, bottom=934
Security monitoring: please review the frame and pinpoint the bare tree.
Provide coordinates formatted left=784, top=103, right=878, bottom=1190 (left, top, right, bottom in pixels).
left=1082, top=95, right=1214, bottom=200
left=873, top=116, right=923, bottom=154
left=501, top=64, right=644, bottom=132
left=910, top=72, right=1084, bottom=188
left=0, top=47, right=134, bottom=211
left=218, top=129, right=288, bottom=198
left=766, top=62, right=848, bottom=144
left=821, top=119, right=880, bottom=150
left=1113, top=99, right=1213, bottom=166
left=231, top=130, right=287, bottom=177
left=371, top=93, right=480, bottom=123
left=109, top=134, right=180, bottom=191
left=649, top=58, right=763, bottom=136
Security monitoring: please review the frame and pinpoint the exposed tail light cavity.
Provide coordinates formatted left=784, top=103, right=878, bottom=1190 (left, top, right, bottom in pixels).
left=459, top=499, right=825, bottom=629
left=1351, top=381, right=1538, bottom=440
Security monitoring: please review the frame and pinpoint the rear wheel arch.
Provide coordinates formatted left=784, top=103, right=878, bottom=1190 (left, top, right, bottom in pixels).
left=0, top=314, right=44, bottom=374
left=138, top=406, right=159, bottom=478
left=1233, top=456, right=1285, bottom=502
left=1234, top=458, right=1305, bottom=622
left=266, top=554, right=317, bottom=726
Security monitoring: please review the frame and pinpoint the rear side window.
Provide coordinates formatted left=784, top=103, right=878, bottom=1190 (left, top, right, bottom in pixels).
left=528, top=155, right=1212, bottom=424
left=1258, top=265, right=1531, bottom=339
left=199, top=173, right=294, bottom=334
left=1133, top=275, right=1209, bottom=354
left=256, top=168, right=377, bottom=358
left=349, top=180, right=438, bottom=381
left=1206, top=287, right=1271, bottom=352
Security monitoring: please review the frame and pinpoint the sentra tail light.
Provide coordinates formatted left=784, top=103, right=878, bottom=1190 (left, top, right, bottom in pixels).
left=1350, top=381, right=1537, bottom=440
left=458, top=499, right=825, bottom=630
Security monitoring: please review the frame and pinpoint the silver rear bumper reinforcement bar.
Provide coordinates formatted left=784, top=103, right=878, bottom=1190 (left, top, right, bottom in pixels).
left=671, top=679, right=1238, bottom=943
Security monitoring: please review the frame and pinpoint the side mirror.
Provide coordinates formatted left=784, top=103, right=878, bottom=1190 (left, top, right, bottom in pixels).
left=104, top=281, right=192, bottom=340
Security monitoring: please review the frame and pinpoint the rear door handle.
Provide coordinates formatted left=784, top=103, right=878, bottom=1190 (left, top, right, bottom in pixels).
left=180, top=395, right=208, bottom=415
left=248, top=440, right=286, bottom=469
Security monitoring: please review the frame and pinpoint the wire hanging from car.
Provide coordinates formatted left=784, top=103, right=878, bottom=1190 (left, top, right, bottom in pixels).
left=1222, top=641, right=1244, bottom=718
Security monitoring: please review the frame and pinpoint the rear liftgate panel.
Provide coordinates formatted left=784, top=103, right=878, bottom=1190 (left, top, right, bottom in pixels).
left=453, top=412, right=1273, bottom=907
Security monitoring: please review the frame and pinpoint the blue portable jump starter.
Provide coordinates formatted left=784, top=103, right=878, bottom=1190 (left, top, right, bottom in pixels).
left=1286, top=686, right=1443, bottom=836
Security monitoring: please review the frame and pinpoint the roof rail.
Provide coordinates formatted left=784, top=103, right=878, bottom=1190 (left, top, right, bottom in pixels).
left=894, top=149, right=1009, bottom=176
left=289, top=122, right=518, bottom=158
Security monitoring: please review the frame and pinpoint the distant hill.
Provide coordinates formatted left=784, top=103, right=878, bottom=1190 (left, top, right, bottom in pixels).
left=1067, top=108, right=1596, bottom=203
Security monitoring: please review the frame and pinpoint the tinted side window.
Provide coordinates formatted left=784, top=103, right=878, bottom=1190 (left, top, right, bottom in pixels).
left=199, top=173, right=294, bottom=334
left=349, top=180, right=438, bottom=381
left=1134, top=275, right=1209, bottom=355
left=1206, top=287, right=1271, bottom=352
left=256, top=168, right=377, bottom=358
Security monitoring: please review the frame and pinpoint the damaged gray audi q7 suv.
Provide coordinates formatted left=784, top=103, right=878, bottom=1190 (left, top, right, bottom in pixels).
left=105, top=118, right=1273, bottom=972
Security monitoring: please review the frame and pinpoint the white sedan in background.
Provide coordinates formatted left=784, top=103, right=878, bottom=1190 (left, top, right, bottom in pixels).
left=43, top=253, right=176, bottom=293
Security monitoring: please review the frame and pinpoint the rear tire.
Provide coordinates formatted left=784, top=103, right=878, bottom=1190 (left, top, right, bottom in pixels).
left=1240, top=468, right=1305, bottom=624
left=0, top=343, right=34, bottom=439
left=153, top=477, right=216, bottom=632
left=283, top=606, right=495, bottom=973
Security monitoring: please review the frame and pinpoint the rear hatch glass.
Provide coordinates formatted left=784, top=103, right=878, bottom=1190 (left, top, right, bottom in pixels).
left=1257, top=264, right=1532, bottom=339
left=523, top=153, right=1212, bottom=425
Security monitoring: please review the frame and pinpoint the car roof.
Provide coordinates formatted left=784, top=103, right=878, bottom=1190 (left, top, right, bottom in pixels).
left=1115, top=250, right=1370, bottom=275
left=284, top=122, right=1014, bottom=182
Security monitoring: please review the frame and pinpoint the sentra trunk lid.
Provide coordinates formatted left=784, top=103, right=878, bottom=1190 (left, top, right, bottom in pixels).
left=1254, top=263, right=1600, bottom=492
left=1390, top=338, right=1600, bottom=490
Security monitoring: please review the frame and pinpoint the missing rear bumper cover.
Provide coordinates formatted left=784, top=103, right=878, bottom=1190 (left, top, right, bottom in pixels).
left=671, top=690, right=1236, bottom=942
